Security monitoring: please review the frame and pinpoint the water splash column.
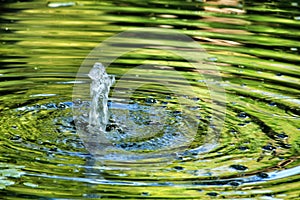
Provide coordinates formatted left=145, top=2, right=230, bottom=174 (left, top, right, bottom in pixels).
left=88, top=62, right=115, bottom=132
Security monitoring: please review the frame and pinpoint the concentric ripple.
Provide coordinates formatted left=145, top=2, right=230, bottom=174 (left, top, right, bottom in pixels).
left=0, top=0, right=299, bottom=199
left=72, top=29, right=226, bottom=161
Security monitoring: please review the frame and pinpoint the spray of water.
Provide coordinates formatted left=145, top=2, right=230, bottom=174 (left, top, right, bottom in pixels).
left=80, top=62, right=213, bottom=160
left=88, top=62, right=115, bottom=132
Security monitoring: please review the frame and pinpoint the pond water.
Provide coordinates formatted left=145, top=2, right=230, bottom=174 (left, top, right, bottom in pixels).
left=1, top=0, right=300, bottom=199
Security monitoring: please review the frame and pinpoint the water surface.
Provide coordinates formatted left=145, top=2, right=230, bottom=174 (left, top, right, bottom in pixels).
left=0, top=0, right=299, bottom=199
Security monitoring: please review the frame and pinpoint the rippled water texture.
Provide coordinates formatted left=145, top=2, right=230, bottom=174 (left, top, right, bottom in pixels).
left=1, top=0, right=300, bottom=199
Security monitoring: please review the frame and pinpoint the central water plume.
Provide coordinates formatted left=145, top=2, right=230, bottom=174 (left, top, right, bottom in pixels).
left=77, top=61, right=216, bottom=161
left=88, top=62, right=115, bottom=133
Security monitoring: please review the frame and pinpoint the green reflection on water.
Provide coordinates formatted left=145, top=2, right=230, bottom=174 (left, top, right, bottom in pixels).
left=0, top=0, right=299, bottom=199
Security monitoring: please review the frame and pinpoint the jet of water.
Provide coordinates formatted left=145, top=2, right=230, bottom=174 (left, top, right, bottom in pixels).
left=88, top=62, right=115, bottom=132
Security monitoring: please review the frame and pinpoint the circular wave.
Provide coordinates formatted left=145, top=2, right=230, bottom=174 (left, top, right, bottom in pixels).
left=72, top=28, right=226, bottom=161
